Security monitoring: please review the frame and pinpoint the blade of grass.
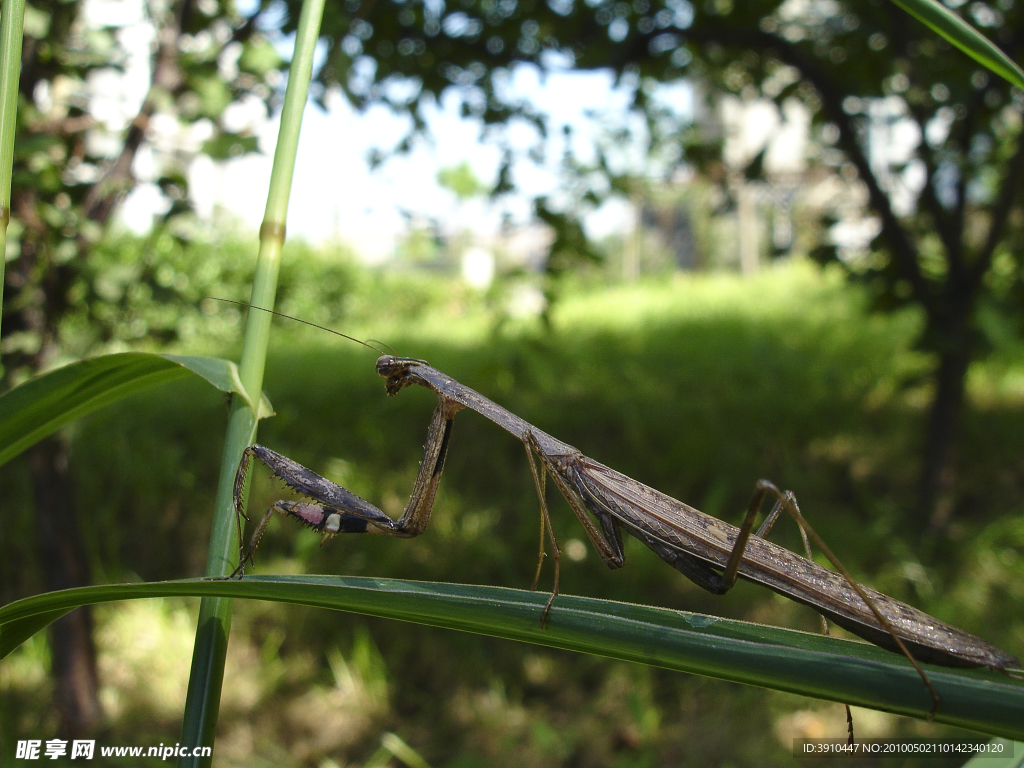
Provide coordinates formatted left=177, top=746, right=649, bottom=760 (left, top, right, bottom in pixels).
left=888, top=0, right=1024, bottom=91
left=3, top=576, right=1023, bottom=739
left=177, top=0, right=327, bottom=762
left=0, top=0, right=25, bottom=322
left=0, top=353, right=272, bottom=467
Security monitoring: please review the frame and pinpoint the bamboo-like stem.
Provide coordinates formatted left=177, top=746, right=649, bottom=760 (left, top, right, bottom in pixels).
left=0, top=0, right=25, bottom=335
left=177, top=0, right=327, bottom=763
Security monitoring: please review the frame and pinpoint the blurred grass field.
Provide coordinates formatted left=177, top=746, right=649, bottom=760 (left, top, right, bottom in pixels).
left=2, top=259, right=1023, bottom=767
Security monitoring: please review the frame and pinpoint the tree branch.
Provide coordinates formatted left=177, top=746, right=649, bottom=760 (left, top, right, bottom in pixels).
left=686, top=24, right=935, bottom=312
left=911, top=113, right=964, bottom=277
left=81, top=2, right=187, bottom=225
left=971, top=125, right=1024, bottom=286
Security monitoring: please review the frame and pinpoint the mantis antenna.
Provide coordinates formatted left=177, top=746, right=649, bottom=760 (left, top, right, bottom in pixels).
left=204, top=296, right=393, bottom=356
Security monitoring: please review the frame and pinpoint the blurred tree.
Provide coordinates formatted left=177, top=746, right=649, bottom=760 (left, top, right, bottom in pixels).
left=1, top=0, right=280, bottom=736
left=263, top=0, right=1023, bottom=524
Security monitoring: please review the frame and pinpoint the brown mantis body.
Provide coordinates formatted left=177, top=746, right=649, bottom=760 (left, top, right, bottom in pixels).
left=232, top=354, right=1019, bottom=698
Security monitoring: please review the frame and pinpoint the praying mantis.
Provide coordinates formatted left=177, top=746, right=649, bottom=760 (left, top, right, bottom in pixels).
left=227, top=305, right=1019, bottom=714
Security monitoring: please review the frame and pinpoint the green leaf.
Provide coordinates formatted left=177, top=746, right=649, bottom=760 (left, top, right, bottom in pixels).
left=238, top=36, right=283, bottom=78
left=0, top=352, right=273, bottom=467
left=200, top=132, right=260, bottom=160
left=186, top=72, right=233, bottom=119
left=889, top=0, right=1024, bottom=91
left=161, top=354, right=273, bottom=418
left=2, top=576, right=1022, bottom=739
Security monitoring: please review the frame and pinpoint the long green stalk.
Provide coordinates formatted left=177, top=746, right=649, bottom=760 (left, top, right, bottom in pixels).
left=0, top=0, right=25, bottom=332
left=177, top=0, right=326, bottom=763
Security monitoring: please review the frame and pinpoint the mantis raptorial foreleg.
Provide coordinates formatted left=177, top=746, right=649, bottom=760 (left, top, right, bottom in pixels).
left=231, top=398, right=462, bottom=577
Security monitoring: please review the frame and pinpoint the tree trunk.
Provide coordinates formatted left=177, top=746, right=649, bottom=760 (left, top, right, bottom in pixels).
left=28, top=436, right=103, bottom=737
left=917, top=338, right=972, bottom=531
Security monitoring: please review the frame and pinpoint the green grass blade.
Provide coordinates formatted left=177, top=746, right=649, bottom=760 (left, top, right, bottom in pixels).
left=889, top=0, right=1024, bottom=90
left=0, top=353, right=272, bottom=468
left=0, top=0, right=25, bottom=315
left=3, top=576, right=1022, bottom=740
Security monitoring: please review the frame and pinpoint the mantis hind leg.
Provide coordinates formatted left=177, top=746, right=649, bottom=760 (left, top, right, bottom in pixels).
left=523, top=442, right=561, bottom=627
left=731, top=485, right=855, bottom=743
left=726, top=480, right=939, bottom=720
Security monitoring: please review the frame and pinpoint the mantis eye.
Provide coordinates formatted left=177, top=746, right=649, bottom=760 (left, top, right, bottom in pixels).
left=375, top=355, right=398, bottom=376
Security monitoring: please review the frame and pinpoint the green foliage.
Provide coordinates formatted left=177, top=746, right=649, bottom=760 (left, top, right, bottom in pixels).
left=51, top=231, right=363, bottom=361
left=36, top=226, right=497, bottom=366
left=438, top=160, right=489, bottom=201
left=1, top=0, right=280, bottom=382
left=393, top=224, right=446, bottom=266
